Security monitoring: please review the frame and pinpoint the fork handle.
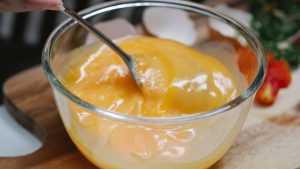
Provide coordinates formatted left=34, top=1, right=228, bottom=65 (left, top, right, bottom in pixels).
left=61, top=3, right=132, bottom=63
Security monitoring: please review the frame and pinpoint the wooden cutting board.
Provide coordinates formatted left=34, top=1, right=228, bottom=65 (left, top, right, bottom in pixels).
left=1, top=66, right=300, bottom=169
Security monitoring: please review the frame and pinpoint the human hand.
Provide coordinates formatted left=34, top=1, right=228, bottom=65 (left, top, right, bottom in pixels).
left=0, top=0, right=63, bottom=12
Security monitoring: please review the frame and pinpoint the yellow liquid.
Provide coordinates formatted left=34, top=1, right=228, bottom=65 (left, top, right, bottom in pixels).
left=57, top=36, right=239, bottom=169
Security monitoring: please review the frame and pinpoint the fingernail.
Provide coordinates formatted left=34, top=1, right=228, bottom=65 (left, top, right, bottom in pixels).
left=31, top=0, right=63, bottom=10
left=48, top=3, right=64, bottom=10
left=44, top=0, right=63, bottom=10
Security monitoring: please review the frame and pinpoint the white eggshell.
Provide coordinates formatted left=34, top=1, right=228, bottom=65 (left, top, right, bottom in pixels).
left=143, top=7, right=197, bottom=46
left=208, top=4, right=253, bottom=46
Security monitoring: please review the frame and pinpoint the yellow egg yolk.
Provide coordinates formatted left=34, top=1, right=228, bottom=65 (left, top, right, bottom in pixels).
left=60, top=36, right=236, bottom=116
left=57, top=36, right=241, bottom=169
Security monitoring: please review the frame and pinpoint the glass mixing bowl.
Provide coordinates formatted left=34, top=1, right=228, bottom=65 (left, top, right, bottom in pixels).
left=42, top=1, right=267, bottom=169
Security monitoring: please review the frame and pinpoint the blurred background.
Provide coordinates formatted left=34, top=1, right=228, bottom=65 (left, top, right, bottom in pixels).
left=0, top=0, right=107, bottom=103
left=0, top=0, right=206, bottom=103
left=1, top=0, right=299, bottom=104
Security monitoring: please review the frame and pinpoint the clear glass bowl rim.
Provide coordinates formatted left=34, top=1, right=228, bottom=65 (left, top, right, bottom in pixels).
left=42, top=0, right=267, bottom=124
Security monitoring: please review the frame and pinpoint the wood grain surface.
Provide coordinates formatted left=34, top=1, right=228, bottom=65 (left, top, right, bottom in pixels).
left=1, top=66, right=300, bottom=169
left=0, top=66, right=97, bottom=169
